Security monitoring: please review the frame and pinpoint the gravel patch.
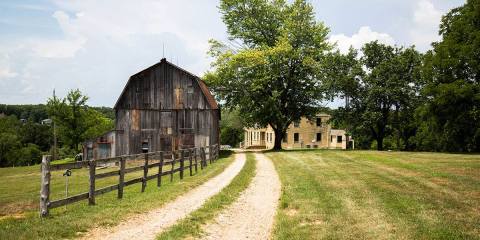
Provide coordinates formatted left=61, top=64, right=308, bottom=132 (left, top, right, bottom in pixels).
left=200, top=153, right=281, bottom=240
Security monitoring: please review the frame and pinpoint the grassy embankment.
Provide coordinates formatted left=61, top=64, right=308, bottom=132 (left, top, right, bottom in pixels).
left=0, top=151, right=234, bottom=239
left=266, top=150, right=480, bottom=240
left=157, top=153, right=256, bottom=239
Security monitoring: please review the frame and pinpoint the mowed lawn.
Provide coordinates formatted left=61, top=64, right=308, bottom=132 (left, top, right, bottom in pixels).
left=0, top=152, right=234, bottom=239
left=266, top=150, right=480, bottom=240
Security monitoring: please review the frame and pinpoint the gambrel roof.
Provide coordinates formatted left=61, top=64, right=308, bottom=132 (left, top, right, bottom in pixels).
left=114, top=58, right=218, bottom=110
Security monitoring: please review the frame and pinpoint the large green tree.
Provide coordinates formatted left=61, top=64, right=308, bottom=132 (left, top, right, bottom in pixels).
left=205, top=0, right=331, bottom=150
left=47, top=89, right=113, bottom=152
left=416, top=0, right=480, bottom=152
left=323, top=48, right=364, bottom=147
left=361, top=42, right=422, bottom=150
left=328, top=42, right=422, bottom=151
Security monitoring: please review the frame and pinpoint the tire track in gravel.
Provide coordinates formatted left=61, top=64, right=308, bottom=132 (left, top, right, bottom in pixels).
left=200, top=152, right=281, bottom=240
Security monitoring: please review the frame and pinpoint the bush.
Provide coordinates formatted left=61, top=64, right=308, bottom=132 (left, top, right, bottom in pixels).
left=58, top=145, right=77, bottom=159
left=15, top=144, right=42, bottom=166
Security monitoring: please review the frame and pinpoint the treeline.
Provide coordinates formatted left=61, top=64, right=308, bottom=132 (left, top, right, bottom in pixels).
left=327, top=1, right=479, bottom=152
left=0, top=90, right=115, bottom=167
left=0, top=104, right=114, bottom=121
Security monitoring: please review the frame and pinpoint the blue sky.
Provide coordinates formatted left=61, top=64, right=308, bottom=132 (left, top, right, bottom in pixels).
left=0, top=0, right=465, bottom=106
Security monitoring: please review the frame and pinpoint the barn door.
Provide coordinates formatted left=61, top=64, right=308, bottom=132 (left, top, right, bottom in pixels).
left=160, top=135, right=173, bottom=152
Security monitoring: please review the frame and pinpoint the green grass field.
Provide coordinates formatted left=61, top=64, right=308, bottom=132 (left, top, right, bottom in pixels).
left=0, top=152, right=234, bottom=239
left=266, top=150, right=480, bottom=240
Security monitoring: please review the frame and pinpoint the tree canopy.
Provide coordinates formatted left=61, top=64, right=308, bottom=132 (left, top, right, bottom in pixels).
left=415, top=0, right=480, bottom=152
left=205, top=0, right=331, bottom=149
left=47, top=89, right=114, bottom=153
left=326, top=42, right=423, bottom=151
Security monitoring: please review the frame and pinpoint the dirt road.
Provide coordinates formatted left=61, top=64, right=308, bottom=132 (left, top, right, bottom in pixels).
left=200, top=153, right=281, bottom=240
left=81, top=153, right=246, bottom=240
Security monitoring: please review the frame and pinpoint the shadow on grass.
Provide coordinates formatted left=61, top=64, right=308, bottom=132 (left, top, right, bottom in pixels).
left=219, top=150, right=234, bottom=158
left=263, top=148, right=350, bottom=153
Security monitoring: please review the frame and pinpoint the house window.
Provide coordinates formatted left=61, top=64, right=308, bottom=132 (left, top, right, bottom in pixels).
left=331, top=135, right=334, bottom=142
left=294, top=133, right=299, bottom=143
left=337, top=136, right=343, bottom=143
left=270, top=133, right=273, bottom=142
left=316, top=118, right=322, bottom=126
left=316, top=133, right=322, bottom=142
left=283, top=133, right=288, bottom=143
left=294, top=121, right=300, bottom=127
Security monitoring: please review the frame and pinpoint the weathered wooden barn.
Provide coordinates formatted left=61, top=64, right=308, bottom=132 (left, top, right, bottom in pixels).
left=83, top=58, right=220, bottom=160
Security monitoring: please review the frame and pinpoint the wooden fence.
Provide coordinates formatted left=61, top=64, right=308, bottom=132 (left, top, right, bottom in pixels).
left=40, top=144, right=220, bottom=217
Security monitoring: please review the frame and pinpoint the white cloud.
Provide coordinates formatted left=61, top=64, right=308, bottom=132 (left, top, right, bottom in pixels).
left=31, top=11, right=87, bottom=58
left=0, top=0, right=228, bottom=105
left=0, top=66, right=18, bottom=79
left=329, top=26, right=395, bottom=54
left=0, top=55, right=18, bottom=79
left=410, top=0, right=442, bottom=51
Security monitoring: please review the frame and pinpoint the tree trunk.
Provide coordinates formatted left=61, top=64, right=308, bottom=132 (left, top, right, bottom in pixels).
left=273, top=128, right=285, bottom=151
left=377, top=135, right=384, bottom=151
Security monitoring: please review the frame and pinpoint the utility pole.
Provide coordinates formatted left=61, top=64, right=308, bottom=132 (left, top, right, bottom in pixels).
left=52, top=89, right=57, bottom=161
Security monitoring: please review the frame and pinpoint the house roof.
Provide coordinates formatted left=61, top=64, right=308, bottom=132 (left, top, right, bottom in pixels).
left=113, top=58, right=218, bottom=109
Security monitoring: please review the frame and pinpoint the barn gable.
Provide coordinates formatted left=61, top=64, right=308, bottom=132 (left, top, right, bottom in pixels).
left=114, top=58, right=218, bottom=111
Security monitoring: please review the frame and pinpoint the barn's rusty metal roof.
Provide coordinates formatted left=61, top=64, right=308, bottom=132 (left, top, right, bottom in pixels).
left=197, top=78, right=218, bottom=109
left=114, top=58, right=218, bottom=110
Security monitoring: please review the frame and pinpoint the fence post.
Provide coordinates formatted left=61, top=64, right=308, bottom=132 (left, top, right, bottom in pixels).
left=199, top=148, right=204, bottom=169
left=170, top=152, right=175, bottom=182
left=213, top=145, right=216, bottom=162
left=88, top=160, right=96, bottom=205
left=191, top=148, right=198, bottom=174
left=40, top=155, right=51, bottom=217
left=188, top=149, right=193, bottom=176
left=194, top=148, right=198, bottom=173
left=118, top=157, right=125, bottom=199
left=157, top=152, right=163, bottom=187
left=209, top=146, right=212, bottom=164
left=202, top=147, right=207, bottom=167
left=180, top=150, right=184, bottom=180
left=142, top=153, right=149, bottom=192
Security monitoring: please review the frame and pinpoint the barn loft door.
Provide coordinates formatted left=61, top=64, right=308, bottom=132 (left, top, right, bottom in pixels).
left=174, top=88, right=184, bottom=109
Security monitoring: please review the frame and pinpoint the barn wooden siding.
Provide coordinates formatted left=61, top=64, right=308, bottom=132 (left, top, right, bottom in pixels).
left=113, top=58, right=220, bottom=156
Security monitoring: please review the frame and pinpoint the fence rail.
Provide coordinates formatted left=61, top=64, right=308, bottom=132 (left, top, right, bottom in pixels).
left=40, top=144, right=220, bottom=217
